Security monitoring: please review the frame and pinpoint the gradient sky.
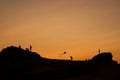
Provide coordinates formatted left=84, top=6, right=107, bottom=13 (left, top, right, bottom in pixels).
left=0, top=0, right=120, bottom=62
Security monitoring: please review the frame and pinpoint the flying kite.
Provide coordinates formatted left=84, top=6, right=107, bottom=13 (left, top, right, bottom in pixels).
left=63, top=51, right=66, bottom=55
left=59, top=51, right=67, bottom=57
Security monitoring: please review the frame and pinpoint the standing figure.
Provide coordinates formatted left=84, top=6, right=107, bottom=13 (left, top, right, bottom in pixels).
left=18, top=45, right=21, bottom=49
left=98, top=49, right=101, bottom=54
left=70, top=56, right=73, bottom=60
left=30, top=45, right=32, bottom=51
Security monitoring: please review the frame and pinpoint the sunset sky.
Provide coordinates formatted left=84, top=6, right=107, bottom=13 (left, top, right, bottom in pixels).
left=0, top=0, right=120, bottom=62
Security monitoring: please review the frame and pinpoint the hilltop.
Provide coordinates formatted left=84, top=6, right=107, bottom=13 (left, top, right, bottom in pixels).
left=0, top=46, right=119, bottom=80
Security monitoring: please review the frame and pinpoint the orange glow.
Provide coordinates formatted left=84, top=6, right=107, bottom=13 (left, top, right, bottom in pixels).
left=0, top=0, right=120, bottom=62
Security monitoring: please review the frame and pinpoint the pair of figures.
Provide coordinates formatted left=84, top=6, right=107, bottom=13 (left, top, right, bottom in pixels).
left=19, top=45, right=32, bottom=51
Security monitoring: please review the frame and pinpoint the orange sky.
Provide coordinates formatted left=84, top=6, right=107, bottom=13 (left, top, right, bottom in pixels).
left=0, top=0, right=120, bottom=62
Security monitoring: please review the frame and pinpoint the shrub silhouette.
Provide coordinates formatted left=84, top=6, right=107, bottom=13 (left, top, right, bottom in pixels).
left=91, top=52, right=114, bottom=64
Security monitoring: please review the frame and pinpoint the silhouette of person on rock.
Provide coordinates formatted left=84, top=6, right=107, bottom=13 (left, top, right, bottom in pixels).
left=70, top=56, right=73, bottom=60
left=30, top=45, right=32, bottom=51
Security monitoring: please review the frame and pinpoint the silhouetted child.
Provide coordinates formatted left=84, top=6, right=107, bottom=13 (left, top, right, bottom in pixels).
left=18, top=45, right=21, bottom=49
left=70, top=56, right=73, bottom=60
left=98, top=49, right=101, bottom=54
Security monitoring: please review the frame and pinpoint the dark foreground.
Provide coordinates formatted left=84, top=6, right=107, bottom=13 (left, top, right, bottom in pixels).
left=0, top=46, right=120, bottom=80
